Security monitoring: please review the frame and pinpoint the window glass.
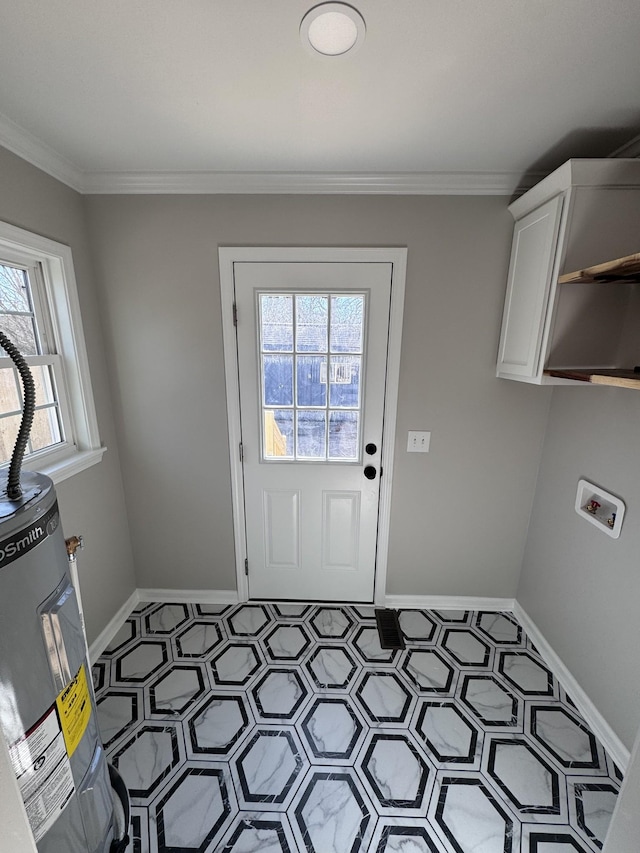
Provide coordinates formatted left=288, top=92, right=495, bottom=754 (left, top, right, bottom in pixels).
left=0, top=262, right=64, bottom=464
left=330, top=295, right=364, bottom=352
left=259, top=291, right=365, bottom=461
left=261, top=294, right=293, bottom=352
left=296, top=295, right=328, bottom=352
left=0, top=220, right=104, bottom=482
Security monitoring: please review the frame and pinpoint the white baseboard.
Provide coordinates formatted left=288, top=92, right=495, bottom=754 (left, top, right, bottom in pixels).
left=88, top=589, right=139, bottom=664
left=88, top=588, right=238, bottom=664
left=87, top=587, right=628, bottom=772
left=385, top=594, right=629, bottom=771
left=136, top=588, right=239, bottom=605
left=385, top=594, right=516, bottom=612
left=513, top=601, right=630, bottom=773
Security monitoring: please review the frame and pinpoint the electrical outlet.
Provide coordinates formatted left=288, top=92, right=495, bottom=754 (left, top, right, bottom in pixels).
left=407, top=430, right=430, bottom=452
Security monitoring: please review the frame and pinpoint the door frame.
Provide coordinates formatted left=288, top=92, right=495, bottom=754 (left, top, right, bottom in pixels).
left=219, top=246, right=407, bottom=605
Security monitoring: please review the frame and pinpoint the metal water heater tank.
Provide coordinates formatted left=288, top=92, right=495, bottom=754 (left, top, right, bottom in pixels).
left=0, top=471, right=117, bottom=852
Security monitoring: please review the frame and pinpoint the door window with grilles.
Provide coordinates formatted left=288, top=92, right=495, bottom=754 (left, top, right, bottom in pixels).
left=259, top=292, right=365, bottom=461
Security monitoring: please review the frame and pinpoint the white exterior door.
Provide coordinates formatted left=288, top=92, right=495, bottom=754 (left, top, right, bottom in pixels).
left=233, top=259, right=393, bottom=602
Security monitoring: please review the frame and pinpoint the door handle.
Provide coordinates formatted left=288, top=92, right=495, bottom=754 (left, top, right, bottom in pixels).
left=364, top=465, right=377, bottom=480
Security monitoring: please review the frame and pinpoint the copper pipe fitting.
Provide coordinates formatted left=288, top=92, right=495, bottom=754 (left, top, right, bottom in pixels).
left=65, top=535, right=84, bottom=559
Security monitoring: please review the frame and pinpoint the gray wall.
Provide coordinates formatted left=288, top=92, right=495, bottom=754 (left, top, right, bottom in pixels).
left=85, top=194, right=552, bottom=596
left=0, top=147, right=136, bottom=644
left=517, top=386, right=640, bottom=750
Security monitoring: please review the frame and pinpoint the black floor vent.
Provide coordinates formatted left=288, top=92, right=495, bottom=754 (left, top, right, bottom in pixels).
left=375, top=608, right=405, bottom=650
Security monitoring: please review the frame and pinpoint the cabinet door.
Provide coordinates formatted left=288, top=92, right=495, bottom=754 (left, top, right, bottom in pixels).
left=497, top=194, right=564, bottom=380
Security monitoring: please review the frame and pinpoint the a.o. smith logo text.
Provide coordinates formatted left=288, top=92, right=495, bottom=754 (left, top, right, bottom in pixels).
left=0, top=502, right=60, bottom=569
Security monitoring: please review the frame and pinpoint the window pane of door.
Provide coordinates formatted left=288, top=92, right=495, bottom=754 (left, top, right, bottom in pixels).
left=296, top=295, right=328, bottom=352
left=297, top=410, right=326, bottom=458
left=331, top=295, right=364, bottom=353
left=296, top=355, right=327, bottom=407
left=263, top=355, right=293, bottom=406
left=264, top=410, right=293, bottom=458
left=259, top=290, right=366, bottom=461
left=329, top=411, right=359, bottom=460
left=329, top=356, right=361, bottom=408
left=261, top=295, right=293, bottom=352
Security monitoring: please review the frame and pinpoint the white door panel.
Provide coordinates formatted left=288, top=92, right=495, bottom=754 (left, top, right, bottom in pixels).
left=235, top=261, right=392, bottom=602
left=322, top=491, right=360, bottom=570
left=263, top=490, right=300, bottom=569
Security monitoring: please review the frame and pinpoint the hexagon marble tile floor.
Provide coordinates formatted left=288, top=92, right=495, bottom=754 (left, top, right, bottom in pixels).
left=92, top=602, right=623, bottom=853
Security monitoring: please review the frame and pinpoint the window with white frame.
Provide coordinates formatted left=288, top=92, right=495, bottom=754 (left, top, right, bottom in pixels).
left=0, top=221, right=104, bottom=482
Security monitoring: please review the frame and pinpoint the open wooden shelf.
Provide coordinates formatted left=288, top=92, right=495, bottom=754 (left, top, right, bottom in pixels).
left=544, top=368, right=640, bottom=389
left=548, top=251, right=640, bottom=390
left=559, top=252, right=640, bottom=284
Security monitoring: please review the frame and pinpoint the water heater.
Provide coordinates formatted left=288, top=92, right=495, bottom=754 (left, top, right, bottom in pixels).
left=0, top=471, right=123, bottom=852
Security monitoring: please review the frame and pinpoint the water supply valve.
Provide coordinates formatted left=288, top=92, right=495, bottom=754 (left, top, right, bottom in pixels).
left=65, top=534, right=84, bottom=561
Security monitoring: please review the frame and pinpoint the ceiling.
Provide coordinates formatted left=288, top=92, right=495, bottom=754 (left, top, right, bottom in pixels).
left=1, top=0, right=639, bottom=194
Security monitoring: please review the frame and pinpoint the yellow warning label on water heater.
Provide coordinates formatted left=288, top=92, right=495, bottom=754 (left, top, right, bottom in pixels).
left=56, top=664, right=91, bottom=758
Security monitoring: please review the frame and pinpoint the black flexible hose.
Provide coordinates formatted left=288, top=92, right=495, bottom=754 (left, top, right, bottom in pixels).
left=108, top=763, right=130, bottom=853
left=0, top=331, right=36, bottom=500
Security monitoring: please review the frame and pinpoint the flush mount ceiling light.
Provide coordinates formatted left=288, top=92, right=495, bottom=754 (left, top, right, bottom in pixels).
left=300, top=3, right=366, bottom=57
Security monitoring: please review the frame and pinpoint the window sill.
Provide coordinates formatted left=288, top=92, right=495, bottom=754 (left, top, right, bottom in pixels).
left=21, top=446, right=107, bottom=485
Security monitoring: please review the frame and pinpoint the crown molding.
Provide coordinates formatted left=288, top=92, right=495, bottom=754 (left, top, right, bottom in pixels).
left=0, top=111, right=84, bottom=192
left=0, top=112, right=540, bottom=196
left=81, top=169, right=537, bottom=196
left=609, top=132, right=640, bottom=159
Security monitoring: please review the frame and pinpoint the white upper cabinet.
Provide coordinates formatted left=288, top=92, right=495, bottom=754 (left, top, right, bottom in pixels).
left=497, top=195, right=564, bottom=379
left=496, top=159, right=640, bottom=388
